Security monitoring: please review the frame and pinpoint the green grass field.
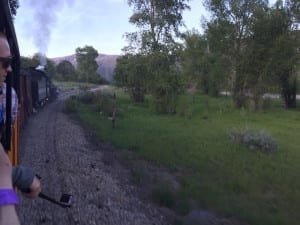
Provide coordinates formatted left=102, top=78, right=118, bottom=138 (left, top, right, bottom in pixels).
left=53, top=80, right=97, bottom=90
left=69, top=88, right=299, bottom=225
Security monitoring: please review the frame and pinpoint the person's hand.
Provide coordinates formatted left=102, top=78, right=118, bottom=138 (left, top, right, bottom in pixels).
left=0, top=144, right=12, bottom=189
left=23, top=176, right=41, bottom=198
left=0, top=145, right=20, bottom=225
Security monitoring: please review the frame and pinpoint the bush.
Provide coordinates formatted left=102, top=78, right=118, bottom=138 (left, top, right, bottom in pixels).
left=229, top=128, right=278, bottom=153
left=64, top=96, right=79, bottom=113
left=151, top=184, right=175, bottom=208
left=78, top=92, right=96, bottom=104
left=152, top=93, right=178, bottom=114
left=176, top=95, right=193, bottom=118
left=78, top=91, right=117, bottom=117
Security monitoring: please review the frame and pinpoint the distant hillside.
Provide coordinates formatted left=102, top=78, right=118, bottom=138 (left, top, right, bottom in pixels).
left=51, top=54, right=119, bottom=82
left=95, top=54, right=119, bottom=82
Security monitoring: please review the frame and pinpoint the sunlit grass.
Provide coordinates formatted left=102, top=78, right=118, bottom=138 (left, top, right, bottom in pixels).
left=73, top=89, right=300, bottom=225
left=53, top=80, right=97, bottom=90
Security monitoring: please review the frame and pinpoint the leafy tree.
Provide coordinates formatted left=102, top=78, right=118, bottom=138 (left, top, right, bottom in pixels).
left=287, top=0, right=300, bottom=21
left=75, top=45, right=99, bottom=84
left=20, top=56, right=39, bottom=69
left=124, top=0, right=190, bottom=113
left=242, top=2, right=299, bottom=109
left=126, top=0, right=190, bottom=53
left=20, top=55, right=56, bottom=78
left=205, top=19, right=234, bottom=94
left=238, top=5, right=296, bottom=109
left=206, top=19, right=234, bottom=57
left=46, top=59, right=56, bottom=78
left=207, top=54, right=230, bottom=97
left=146, top=51, right=185, bottom=113
left=29, top=53, right=56, bottom=77
left=239, top=10, right=273, bottom=109
left=182, top=30, right=230, bottom=96
left=55, top=60, right=76, bottom=81
left=204, top=0, right=268, bottom=108
left=9, top=0, right=19, bottom=16
left=30, top=53, right=48, bottom=67
left=268, top=3, right=299, bottom=108
left=181, top=31, right=209, bottom=93
left=204, top=0, right=299, bottom=109
left=204, top=0, right=268, bottom=51
left=114, top=54, right=148, bottom=102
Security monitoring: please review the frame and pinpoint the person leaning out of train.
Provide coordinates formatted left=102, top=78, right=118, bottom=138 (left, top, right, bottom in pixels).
left=0, top=32, right=41, bottom=198
left=0, top=143, right=20, bottom=225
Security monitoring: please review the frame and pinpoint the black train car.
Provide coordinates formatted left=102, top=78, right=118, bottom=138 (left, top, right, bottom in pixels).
left=28, top=67, right=49, bottom=108
left=19, top=68, right=33, bottom=128
left=19, top=67, right=58, bottom=128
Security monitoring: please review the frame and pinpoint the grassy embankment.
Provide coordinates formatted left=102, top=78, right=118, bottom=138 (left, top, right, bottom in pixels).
left=63, top=85, right=299, bottom=225
left=52, top=80, right=97, bottom=91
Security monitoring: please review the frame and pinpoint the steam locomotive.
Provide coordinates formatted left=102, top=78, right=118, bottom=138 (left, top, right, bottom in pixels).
left=19, top=66, right=58, bottom=128
left=0, top=0, right=58, bottom=164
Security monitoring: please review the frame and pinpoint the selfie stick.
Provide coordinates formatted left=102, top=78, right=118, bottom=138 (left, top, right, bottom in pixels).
left=38, top=192, right=72, bottom=208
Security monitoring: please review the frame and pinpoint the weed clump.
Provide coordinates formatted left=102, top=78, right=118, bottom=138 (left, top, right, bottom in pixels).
left=78, top=91, right=117, bottom=117
left=229, top=128, right=278, bottom=153
left=64, top=96, right=79, bottom=113
left=151, top=184, right=175, bottom=208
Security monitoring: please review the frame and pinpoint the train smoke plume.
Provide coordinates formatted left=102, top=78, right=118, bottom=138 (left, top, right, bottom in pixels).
left=28, top=0, right=73, bottom=65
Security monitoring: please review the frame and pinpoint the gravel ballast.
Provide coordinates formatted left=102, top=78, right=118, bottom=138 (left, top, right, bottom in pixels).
left=17, top=91, right=170, bottom=225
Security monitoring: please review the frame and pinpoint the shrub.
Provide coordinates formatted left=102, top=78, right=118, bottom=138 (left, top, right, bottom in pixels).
left=229, top=128, right=278, bottom=153
left=64, top=96, right=78, bottom=113
left=151, top=93, right=178, bottom=114
left=151, top=184, right=175, bottom=208
left=78, top=91, right=117, bottom=117
left=78, top=92, right=96, bottom=104
left=176, top=95, right=193, bottom=118
left=79, top=85, right=89, bottom=91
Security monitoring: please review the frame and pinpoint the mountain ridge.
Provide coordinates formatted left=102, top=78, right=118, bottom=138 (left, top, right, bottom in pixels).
left=51, top=53, right=120, bottom=82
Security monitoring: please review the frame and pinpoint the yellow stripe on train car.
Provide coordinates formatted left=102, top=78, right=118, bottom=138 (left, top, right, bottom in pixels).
left=7, top=114, right=20, bottom=166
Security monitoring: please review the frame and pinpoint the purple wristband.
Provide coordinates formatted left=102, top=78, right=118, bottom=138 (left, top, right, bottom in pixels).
left=0, top=189, right=19, bottom=206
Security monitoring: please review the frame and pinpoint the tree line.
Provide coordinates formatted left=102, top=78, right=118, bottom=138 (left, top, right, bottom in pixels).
left=114, top=0, right=300, bottom=112
left=20, top=45, right=105, bottom=84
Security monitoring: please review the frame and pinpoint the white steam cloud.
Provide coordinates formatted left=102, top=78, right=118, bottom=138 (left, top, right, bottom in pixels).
left=28, top=0, right=73, bottom=65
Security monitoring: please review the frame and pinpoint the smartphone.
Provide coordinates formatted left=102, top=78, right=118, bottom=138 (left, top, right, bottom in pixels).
left=60, top=194, right=73, bottom=206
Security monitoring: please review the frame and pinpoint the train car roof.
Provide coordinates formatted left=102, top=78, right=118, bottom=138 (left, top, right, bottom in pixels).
left=21, top=67, right=50, bottom=81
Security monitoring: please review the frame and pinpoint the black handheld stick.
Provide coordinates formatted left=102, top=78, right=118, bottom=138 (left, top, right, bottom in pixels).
left=21, top=175, right=73, bottom=208
left=38, top=192, right=73, bottom=208
left=21, top=187, right=72, bottom=208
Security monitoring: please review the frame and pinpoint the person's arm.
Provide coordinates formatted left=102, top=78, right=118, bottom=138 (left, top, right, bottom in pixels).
left=0, top=144, right=20, bottom=225
left=0, top=205, right=20, bottom=225
left=9, top=86, right=41, bottom=198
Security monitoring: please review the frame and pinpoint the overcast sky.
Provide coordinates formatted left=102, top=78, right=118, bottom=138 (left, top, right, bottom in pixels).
left=14, top=0, right=277, bottom=58
left=14, top=0, right=210, bottom=58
